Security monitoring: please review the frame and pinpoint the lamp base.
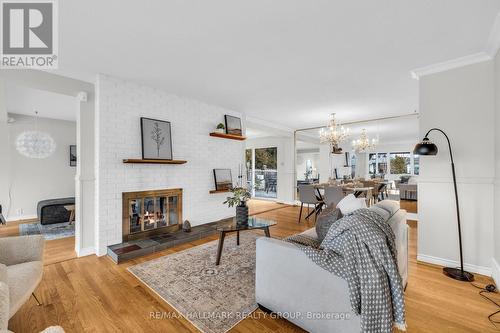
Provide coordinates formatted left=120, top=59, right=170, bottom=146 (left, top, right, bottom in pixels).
left=443, top=267, right=474, bottom=282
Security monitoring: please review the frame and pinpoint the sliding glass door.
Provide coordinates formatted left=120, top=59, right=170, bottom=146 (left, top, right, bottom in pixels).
left=246, top=147, right=278, bottom=199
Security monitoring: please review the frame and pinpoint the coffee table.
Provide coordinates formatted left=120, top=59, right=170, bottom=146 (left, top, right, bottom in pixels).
left=215, top=216, right=277, bottom=265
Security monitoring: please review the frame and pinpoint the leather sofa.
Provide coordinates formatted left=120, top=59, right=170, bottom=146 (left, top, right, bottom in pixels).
left=255, top=200, right=408, bottom=333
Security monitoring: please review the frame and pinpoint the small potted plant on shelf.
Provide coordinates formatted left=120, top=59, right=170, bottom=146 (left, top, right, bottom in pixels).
left=215, top=123, right=225, bottom=134
left=223, top=187, right=251, bottom=225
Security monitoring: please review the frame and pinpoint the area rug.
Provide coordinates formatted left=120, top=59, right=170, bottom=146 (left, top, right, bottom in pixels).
left=19, top=221, right=75, bottom=240
left=128, top=232, right=261, bottom=333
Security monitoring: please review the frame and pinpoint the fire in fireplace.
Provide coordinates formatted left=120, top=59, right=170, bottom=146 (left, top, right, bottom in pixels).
left=122, top=188, right=182, bottom=241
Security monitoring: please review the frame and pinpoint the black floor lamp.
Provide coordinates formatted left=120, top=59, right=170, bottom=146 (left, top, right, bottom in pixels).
left=414, top=128, right=474, bottom=282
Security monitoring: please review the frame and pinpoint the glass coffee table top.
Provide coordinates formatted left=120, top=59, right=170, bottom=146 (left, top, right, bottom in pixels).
left=216, top=216, right=277, bottom=232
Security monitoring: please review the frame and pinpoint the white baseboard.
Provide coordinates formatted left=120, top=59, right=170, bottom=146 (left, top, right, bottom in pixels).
left=417, top=254, right=491, bottom=276
left=77, top=246, right=95, bottom=257
left=491, top=258, right=500, bottom=286
left=6, top=214, right=37, bottom=222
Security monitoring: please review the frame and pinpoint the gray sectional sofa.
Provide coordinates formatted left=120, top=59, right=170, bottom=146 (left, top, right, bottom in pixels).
left=255, top=200, right=408, bottom=333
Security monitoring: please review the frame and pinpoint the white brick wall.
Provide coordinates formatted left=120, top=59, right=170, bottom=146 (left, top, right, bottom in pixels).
left=95, top=75, right=244, bottom=255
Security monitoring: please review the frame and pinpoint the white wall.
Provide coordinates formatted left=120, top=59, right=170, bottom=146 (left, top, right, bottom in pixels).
left=95, top=74, right=245, bottom=256
left=418, top=60, right=495, bottom=275
left=5, top=114, right=76, bottom=220
left=245, top=136, right=295, bottom=204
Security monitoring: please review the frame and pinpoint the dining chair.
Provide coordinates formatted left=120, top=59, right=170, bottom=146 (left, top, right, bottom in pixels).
left=323, top=186, right=344, bottom=208
left=297, top=185, right=323, bottom=223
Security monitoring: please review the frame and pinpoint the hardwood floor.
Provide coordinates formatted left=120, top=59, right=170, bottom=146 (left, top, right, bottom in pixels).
left=3, top=200, right=499, bottom=332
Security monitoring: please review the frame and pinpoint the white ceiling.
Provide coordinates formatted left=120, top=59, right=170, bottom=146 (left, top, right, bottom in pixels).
left=5, top=84, right=77, bottom=122
left=55, top=0, right=500, bottom=129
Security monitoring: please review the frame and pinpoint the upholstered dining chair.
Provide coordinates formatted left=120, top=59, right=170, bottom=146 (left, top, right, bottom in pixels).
left=297, top=185, right=323, bottom=223
left=323, top=186, right=345, bottom=208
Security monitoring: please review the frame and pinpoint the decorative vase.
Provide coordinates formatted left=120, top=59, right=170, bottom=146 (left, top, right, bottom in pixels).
left=182, top=220, right=191, bottom=232
left=236, top=203, right=248, bottom=226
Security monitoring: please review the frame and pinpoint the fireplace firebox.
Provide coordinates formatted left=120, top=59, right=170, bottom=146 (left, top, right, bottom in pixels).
left=122, top=188, right=182, bottom=241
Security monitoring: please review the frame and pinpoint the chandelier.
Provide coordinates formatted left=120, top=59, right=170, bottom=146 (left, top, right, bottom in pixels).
left=15, top=111, right=56, bottom=159
left=352, top=129, right=378, bottom=152
left=319, top=113, right=349, bottom=154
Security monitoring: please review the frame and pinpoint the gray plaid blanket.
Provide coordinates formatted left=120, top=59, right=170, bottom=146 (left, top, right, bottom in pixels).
left=285, top=208, right=406, bottom=333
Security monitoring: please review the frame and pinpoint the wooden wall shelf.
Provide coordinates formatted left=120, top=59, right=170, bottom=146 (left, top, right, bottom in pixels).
left=209, top=132, right=246, bottom=141
left=123, top=159, right=187, bottom=164
left=209, top=189, right=232, bottom=194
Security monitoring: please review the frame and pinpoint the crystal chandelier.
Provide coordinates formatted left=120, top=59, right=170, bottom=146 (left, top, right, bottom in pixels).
left=352, top=129, right=378, bottom=152
left=319, top=113, right=350, bottom=154
left=15, top=111, right=56, bottom=159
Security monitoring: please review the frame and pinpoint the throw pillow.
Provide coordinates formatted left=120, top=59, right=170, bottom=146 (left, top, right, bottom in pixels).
left=315, top=205, right=343, bottom=242
left=336, top=194, right=367, bottom=215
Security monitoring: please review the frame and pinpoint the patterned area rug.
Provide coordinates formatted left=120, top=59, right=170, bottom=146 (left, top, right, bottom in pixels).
left=128, top=232, right=260, bottom=333
left=19, top=221, right=75, bottom=240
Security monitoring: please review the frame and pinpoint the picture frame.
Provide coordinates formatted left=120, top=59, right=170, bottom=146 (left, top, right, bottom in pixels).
left=213, top=169, right=233, bottom=191
left=69, top=145, right=77, bottom=167
left=140, top=117, right=173, bottom=160
left=224, top=115, right=242, bottom=136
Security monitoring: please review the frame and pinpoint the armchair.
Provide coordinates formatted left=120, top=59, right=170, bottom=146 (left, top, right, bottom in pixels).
left=0, top=235, right=44, bottom=330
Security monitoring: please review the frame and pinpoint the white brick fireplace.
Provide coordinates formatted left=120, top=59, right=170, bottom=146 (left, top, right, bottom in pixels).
left=95, top=75, right=244, bottom=256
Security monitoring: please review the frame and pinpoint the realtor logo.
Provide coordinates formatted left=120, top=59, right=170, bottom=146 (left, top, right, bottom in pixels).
left=1, top=0, right=58, bottom=68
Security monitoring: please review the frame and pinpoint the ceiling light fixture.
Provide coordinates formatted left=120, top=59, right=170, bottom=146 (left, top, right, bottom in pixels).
left=352, top=128, right=378, bottom=152
left=319, top=113, right=350, bottom=154
left=15, top=111, right=56, bottom=159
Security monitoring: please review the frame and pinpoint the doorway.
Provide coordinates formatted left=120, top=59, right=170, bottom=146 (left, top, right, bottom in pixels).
left=245, top=147, right=278, bottom=199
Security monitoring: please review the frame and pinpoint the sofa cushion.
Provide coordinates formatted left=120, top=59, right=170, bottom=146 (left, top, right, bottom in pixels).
left=336, top=194, right=367, bottom=215
left=7, top=261, right=43, bottom=318
left=372, top=200, right=399, bottom=217
left=315, top=206, right=343, bottom=242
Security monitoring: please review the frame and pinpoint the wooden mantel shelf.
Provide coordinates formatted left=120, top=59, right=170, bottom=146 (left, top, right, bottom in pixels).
left=123, top=159, right=187, bottom=164
left=209, top=189, right=231, bottom=194
left=209, top=132, right=246, bottom=141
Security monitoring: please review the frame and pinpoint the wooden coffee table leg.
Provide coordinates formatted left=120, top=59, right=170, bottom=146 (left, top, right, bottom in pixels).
left=264, top=227, right=270, bottom=238
left=216, top=231, right=226, bottom=266
left=237, top=230, right=240, bottom=246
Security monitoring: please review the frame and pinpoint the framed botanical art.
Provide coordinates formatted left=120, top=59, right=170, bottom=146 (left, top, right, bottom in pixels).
left=224, top=115, right=242, bottom=136
left=140, top=117, right=173, bottom=160
left=213, top=169, right=233, bottom=191
left=69, top=145, right=77, bottom=167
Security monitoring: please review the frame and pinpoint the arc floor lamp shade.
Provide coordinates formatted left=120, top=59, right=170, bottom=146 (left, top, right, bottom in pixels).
left=414, top=128, right=474, bottom=282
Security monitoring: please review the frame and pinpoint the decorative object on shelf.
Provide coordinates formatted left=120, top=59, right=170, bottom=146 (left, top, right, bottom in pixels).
left=182, top=220, right=191, bottom=232
left=15, top=111, right=56, bottom=159
left=352, top=128, right=378, bottom=152
left=69, top=145, right=77, bottom=167
left=223, top=187, right=251, bottom=226
left=224, top=115, right=242, bottom=136
left=237, top=163, right=243, bottom=187
left=319, top=113, right=349, bottom=154
left=213, top=168, right=233, bottom=191
left=414, top=128, right=473, bottom=282
left=215, top=123, right=225, bottom=134
left=140, top=117, right=173, bottom=160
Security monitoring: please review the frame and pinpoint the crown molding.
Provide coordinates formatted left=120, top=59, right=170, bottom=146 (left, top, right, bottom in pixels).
left=410, top=52, right=491, bottom=80
left=486, top=12, right=500, bottom=58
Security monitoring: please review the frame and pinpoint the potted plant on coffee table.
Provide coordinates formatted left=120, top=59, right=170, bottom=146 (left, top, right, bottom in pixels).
left=224, top=187, right=251, bottom=225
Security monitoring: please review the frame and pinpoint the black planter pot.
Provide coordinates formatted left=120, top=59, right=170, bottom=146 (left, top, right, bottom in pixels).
left=236, top=203, right=249, bottom=226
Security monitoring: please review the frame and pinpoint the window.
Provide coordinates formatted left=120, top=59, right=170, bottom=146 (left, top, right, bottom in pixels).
left=247, top=147, right=277, bottom=199
left=413, top=154, right=420, bottom=175
left=377, top=153, right=387, bottom=175
left=390, top=152, right=411, bottom=174
left=369, top=153, right=377, bottom=175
